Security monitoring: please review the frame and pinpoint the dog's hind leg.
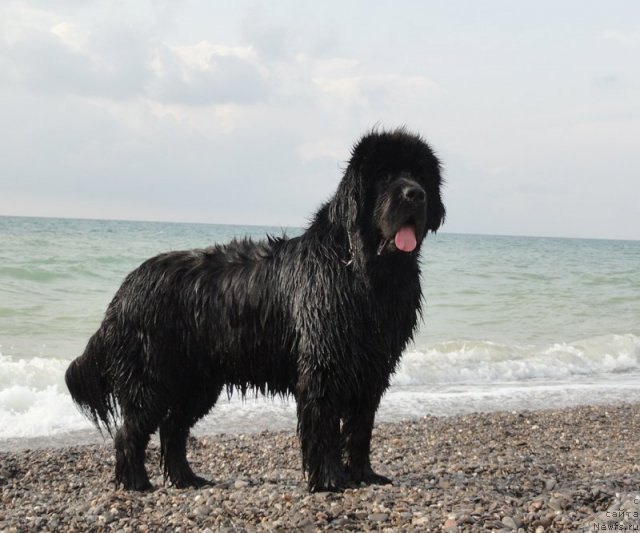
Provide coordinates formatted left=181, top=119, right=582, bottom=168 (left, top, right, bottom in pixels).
left=342, top=399, right=392, bottom=486
left=113, top=372, right=167, bottom=490
left=109, top=339, right=168, bottom=490
left=159, top=383, right=223, bottom=488
left=159, top=412, right=209, bottom=488
left=114, top=414, right=158, bottom=491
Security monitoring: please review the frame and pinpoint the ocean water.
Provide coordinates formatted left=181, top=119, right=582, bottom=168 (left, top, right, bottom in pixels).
left=1, top=216, right=639, bottom=450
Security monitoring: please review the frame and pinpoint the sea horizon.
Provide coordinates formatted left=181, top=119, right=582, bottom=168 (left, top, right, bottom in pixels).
left=2, top=213, right=638, bottom=243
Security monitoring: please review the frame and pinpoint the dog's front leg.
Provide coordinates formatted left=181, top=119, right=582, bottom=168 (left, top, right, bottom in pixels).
left=342, top=401, right=392, bottom=486
left=296, top=382, right=345, bottom=492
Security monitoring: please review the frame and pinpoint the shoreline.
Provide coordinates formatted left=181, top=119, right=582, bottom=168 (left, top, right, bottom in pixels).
left=1, top=403, right=639, bottom=531
left=4, top=376, right=640, bottom=453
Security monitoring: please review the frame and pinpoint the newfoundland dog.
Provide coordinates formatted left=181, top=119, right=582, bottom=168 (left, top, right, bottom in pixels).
left=65, top=128, right=445, bottom=492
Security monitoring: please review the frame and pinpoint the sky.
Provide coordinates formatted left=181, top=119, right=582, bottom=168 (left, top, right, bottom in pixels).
left=1, top=1, right=639, bottom=240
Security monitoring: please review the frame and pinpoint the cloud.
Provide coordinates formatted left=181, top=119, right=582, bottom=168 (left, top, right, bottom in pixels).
left=0, top=3, right=439, bottom=116
left=298, top=138, right=346, bottom=163
left=0, top=6, right=270, bottom=106
left=50, top=21, right=88, bottom=52
left=602, top=29, right=640, bottom=45
left=0, top=8, right=152, bottom=99
left=148, top=41, right=270, bottom=105
left=242, top=9, right=292, bottom=62
left=313, top=73, right=439, bottom=108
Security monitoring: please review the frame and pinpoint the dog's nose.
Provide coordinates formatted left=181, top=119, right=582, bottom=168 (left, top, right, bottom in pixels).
left=402, top=184, right=426, bottom=204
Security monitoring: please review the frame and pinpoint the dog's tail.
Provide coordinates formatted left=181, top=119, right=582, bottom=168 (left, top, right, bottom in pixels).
left=65, top=331, right=118, bottom=436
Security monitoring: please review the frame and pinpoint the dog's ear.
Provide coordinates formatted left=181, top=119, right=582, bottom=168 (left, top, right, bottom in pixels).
left=427, top=194, right=446, bottom=233
left=328, top=132, right=375, bottom=231
left=328, top=168, right=361, bottom=231
left=328, top=167, right=368, bottom=268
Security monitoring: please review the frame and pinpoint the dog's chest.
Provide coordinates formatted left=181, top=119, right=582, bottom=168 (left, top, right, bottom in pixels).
left=344, top=271, right=421, bottom=356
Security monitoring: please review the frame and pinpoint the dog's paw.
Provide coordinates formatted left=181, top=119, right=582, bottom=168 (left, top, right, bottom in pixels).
left=169, top=473, right=213, bottom=489
left=116, top=475, right=154, bottom=492
left=361, top=471, right=392, bottom=485
left=346, top=465, right=392, bottom=486
left=308, top=466, right=346, bottom=492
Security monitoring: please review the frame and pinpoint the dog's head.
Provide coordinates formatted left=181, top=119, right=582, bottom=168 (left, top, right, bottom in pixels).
left=329, top=129, right=445, bottom=262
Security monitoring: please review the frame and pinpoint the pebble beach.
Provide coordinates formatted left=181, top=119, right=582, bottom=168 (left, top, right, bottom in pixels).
left=1, top=403, right=639, bottom=532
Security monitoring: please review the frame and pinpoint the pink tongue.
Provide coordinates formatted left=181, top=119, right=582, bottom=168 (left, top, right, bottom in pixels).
left=394, top=226, right=417, bottom=252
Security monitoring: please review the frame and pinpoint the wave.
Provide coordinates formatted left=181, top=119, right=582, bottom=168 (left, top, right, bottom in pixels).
left=0, top=266, right=72, bottom=283
left=1, top=333, right=639, bottom=441
left=393, top=333, right=640, bottom=386
left=0, top=354, right=91, bottom=439
left=0, top=261, right=126, bottom=283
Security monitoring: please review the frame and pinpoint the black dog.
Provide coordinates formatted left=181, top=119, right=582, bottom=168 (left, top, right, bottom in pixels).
left=65, top=128, right=445, bottom=492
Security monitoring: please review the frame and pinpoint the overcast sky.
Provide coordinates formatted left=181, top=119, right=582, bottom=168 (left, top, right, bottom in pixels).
left=1, top=1, right=639, bottom=240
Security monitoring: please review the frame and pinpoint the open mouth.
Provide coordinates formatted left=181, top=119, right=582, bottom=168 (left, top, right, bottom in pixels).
left=376, top=201, right=425, bottom=255
left=394, top=225, right=417, bottom=252
left=377, top=222, right=419, bottom=255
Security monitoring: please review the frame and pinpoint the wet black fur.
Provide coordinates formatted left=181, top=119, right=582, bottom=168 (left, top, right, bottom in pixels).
left=65, top=128, right=445, bottom=492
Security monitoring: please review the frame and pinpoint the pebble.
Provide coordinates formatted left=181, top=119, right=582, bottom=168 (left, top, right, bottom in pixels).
left=539, top=512, right=556, bottom=527
left=443, top=517, right=457, bottom=528
left=0, top=403, right=637, bottom=532
left=548, top=497, right=563, bottom=511
left=233, top=479, right=249, bottom=489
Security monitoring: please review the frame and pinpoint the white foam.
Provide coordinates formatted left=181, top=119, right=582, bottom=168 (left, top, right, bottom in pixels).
left=0, top=353, right=91, bottom=439
left=392, top=333, right=640, bottom=386
left=0, top=384, right=91, bottom=438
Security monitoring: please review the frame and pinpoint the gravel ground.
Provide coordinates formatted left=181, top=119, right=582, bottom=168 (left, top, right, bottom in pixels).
left=1, top=403, right=639, bottom=532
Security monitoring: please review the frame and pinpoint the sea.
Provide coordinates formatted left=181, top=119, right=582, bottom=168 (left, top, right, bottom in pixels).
left=1, top=215, right=639, bottom=451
